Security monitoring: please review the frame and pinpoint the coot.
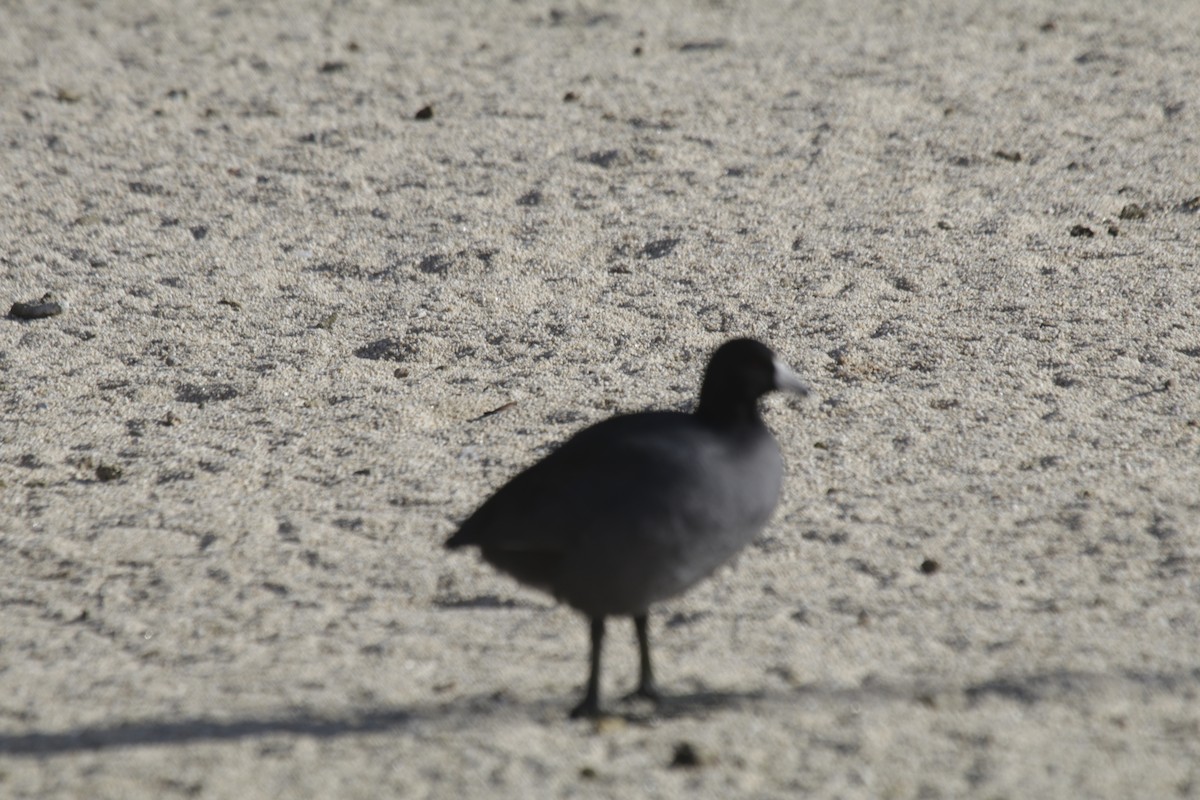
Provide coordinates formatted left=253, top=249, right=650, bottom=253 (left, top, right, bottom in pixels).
left=446, top=338, right=808, bottom=717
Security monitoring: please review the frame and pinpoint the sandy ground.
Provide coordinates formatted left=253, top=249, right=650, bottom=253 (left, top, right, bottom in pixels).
left=2, top=0, right=1199, bottom=797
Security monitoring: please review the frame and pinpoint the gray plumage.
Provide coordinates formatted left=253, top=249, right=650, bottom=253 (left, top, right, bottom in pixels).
left=446, top=338, right=808, bottom=717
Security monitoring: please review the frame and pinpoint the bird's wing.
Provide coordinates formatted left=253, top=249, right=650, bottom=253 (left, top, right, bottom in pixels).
left=447, top=414, right=701, bottom=552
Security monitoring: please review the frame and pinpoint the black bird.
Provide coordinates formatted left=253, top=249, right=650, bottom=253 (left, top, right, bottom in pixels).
left=445, top=338, right=809, bottom=717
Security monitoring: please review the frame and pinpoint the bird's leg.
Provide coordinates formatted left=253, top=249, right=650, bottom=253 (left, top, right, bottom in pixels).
left=570, top=616, right=606, bottom=718
left=623, top=613, right=662, bottom=703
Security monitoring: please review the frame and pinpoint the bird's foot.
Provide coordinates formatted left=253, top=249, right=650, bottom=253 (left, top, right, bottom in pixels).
left=621, top=682, right=662, bottom=705
left=569, top=692, right=602, bottom=719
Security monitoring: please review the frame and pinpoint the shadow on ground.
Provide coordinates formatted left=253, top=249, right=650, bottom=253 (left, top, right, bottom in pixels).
left=2, top=667, right=1195, bottom=756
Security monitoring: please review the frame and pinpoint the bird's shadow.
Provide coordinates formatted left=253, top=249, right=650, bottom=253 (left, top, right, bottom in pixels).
left=5, top=666, right=1187, bottom=757
left=0, top=686, right=799, bottom=757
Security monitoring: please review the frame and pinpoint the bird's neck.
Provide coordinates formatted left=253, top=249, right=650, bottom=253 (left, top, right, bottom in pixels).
left=696, top=394, right=764, bottom=429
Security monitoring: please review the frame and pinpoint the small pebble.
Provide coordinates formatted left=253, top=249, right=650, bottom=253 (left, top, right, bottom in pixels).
left=670, top=741, right=708, bottom=768
left=592, top=716, right=626, bottom=734
left=10, top=293, right=63, bottom=320
left=95, top=463, right=123, bottom=482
